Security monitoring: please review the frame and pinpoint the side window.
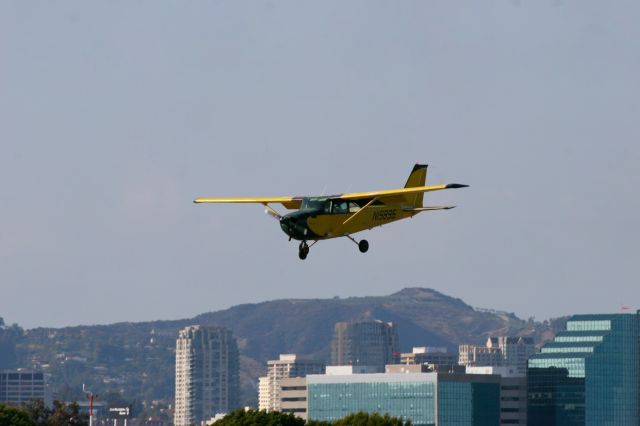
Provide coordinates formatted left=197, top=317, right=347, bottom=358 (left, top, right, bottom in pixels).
left=349, top=202, right=360, bottom=213
left=333, top=201, right=348, bottom=214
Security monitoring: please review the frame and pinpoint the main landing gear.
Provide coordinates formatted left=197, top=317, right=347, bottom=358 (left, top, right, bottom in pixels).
left=297, top=237, right=369, bottom=260
left=346, top=235, right=369, bottom=253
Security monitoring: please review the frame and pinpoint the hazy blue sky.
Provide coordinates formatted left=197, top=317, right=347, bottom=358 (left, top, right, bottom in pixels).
left=1, top=1, right=638, bottom=328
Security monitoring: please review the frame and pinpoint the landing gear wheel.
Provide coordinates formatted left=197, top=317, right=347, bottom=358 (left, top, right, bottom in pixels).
left=298, top=241, right=310, bottom=260
left=358, top=239, right=369, bottom=253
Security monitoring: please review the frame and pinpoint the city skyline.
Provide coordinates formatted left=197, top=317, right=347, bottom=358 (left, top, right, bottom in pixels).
left=3, top=308, right=639, bottom=424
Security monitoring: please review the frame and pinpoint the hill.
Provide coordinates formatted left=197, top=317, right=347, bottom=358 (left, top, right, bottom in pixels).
left=1, top=288, right=565, bottom=413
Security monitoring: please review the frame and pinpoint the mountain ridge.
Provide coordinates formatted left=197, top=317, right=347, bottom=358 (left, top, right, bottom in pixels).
left=1, top=287, right=566, bottom=409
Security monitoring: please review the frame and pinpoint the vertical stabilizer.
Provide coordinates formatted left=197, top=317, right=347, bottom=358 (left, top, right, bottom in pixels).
left=404, top=164, right=428, bottom=207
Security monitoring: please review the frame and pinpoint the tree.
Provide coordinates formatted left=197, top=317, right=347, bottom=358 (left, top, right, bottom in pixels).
left=0, top=403, right=35, bottom=426
left=331, top=412, right=411, bottom=426
left=214, top=410, right=411, bottom=426
left=212, top=409, right=306, bottom=426
left=22, top=400, right=50, bottom=424
left=45, top=401, right=88, bottom=426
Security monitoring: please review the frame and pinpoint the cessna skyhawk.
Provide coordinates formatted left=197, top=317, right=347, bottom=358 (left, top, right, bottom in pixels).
left=194, top=164, right=468, bottom=259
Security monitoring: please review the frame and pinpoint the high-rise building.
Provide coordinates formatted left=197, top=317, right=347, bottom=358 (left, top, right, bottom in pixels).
left=527, top=313, right=640, bottom=426
left=174, top=325, right=239, bottom=426
left=0, top=370, right=46, bottom=405
left=258, top=377, right=270, bottom=411
left=258, top=354, right=325, bottom=412
left=307, top=368, right=501, bottom=425
left=331, top=320, right=399, bottom=372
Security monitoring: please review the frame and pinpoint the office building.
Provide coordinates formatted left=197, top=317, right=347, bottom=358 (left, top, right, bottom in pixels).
left=258, top=354, right=324, bottom=412
left=279, top=377, right=308, bottom=420
left=401, top=347, right=459, bottom=366
left=331, top=320, right=399, bottom=372
left=527, top=313, right=639, bottom=426
left=174, top=325, right=239, bottom=426
left=307, top=369, right=501, bottom=425
left=467, top=366, right=527, bottom=425
left=0, top=370, right=45, bottom=405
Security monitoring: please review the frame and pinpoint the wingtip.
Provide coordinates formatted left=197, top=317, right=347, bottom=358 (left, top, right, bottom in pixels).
left=446, top=183, right=469, bottom=189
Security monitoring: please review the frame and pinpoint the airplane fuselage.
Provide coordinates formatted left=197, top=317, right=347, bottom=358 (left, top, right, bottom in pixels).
left=279, top=196, right=416, bottom=241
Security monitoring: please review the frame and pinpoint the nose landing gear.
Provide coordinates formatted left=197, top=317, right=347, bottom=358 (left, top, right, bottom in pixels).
left=298, top=241, right=310, bottom=260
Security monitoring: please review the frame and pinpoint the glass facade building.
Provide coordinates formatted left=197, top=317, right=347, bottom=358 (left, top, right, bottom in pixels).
left=527, top=313, right=640, bottom=426
left=307, top=372, right=500, bottom=426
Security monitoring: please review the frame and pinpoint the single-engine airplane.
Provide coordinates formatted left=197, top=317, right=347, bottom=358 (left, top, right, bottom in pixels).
left=194, top=164, right=468, bottom=259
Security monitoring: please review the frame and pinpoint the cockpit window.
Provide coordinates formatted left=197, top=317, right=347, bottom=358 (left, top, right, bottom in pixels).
left=301, top=197, right=358, bottom=214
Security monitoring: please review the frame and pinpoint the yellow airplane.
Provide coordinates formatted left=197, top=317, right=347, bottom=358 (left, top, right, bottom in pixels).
left=194, top=164, right=468, bottom=260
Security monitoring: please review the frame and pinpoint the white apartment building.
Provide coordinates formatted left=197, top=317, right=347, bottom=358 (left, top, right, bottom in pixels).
left=459, top=336, right=535, bottom=375
left=258, top=354, right=324, bottom=412
left=486, top=336, right=535, bottom=375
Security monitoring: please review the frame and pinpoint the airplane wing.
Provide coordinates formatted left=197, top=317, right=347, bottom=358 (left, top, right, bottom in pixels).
left=337, top=183, right=468, bottom=202
left=193, top=197, right=303, bottom=209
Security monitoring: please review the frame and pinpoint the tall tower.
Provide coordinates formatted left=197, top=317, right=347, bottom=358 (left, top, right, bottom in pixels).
left=174, top=325, right=240, bottom=426
left=331, top=320, right=399, bottom=372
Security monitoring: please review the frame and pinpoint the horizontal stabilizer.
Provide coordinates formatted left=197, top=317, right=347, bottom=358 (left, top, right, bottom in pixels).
left=403, top=206, right=456, bottom=212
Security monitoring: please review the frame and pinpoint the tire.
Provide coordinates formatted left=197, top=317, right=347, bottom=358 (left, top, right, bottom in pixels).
left=358, top=240, right=369, bottom=253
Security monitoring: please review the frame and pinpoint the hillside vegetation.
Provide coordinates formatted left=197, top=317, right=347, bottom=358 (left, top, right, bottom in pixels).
left=0, top=288, right=565, bottom=413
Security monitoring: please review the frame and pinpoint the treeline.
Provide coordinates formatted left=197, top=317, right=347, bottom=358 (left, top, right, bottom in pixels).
left=0, top=401, right=87, bottom=426
left=212, top=409, right=412, bottom=426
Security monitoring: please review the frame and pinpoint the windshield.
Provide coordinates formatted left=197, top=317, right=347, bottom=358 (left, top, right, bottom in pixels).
left=300, top=197, right=328, bottom=211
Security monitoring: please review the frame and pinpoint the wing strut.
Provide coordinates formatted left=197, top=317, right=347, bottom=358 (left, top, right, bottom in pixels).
left=342, top=198, right=378, bottom=225
left=263, top=203, right=282, bottom=220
